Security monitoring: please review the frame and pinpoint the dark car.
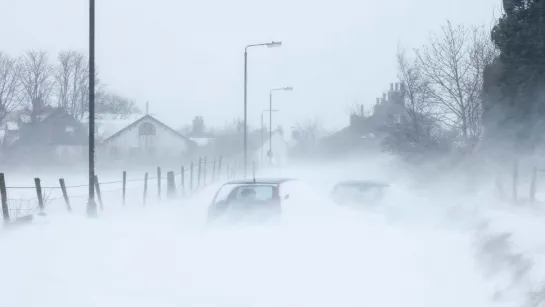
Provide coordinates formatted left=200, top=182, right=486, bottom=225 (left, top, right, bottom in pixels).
left=207, top=178, right=295, bottom=223
left=330, top=180, right=389, bottom=206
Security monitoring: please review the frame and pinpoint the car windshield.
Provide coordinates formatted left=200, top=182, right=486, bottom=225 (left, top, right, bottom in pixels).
left=214, top=184, right=276, bottom=205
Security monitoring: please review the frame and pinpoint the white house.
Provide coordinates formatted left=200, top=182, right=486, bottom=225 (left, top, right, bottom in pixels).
left=253, top=130, right=290, bottom=167
left=98, top=114, right=196, bottom=164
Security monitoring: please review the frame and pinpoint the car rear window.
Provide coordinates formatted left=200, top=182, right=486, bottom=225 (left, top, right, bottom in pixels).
left=234, top=185, right=275, bottom=201
left=213, top=184, right=277, bottom=204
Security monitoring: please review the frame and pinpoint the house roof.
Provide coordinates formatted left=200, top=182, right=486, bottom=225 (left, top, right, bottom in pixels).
left=81, top=113, right=143, bottom=140
left=101, top=114, right=196, bottom=146
left=12, top=107, right=87, bottom=147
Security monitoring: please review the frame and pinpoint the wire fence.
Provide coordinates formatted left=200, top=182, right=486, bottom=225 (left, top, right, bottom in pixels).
left=0, top=155, right=246, bottom=224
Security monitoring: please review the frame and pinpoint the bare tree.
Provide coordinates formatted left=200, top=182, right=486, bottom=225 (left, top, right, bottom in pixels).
left=345, top=102, right=367, bottom=117
left=96, top=91, right=140, bottom=118
left=18, top=50, right=54, bottom=123
left=293, top=118, right=325, bottom=146
left=217, top=118, right=244, bottom=135
left=54, top=51, right=89, bottom=118
left=396, top=47, right=436, bottom=136
left=415, top=21, right=497, bottom=145
left=0, top=52, right=21, bottom=125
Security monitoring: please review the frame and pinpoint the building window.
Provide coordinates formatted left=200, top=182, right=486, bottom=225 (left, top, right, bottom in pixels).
left=139, top=122, right=156, bottom=135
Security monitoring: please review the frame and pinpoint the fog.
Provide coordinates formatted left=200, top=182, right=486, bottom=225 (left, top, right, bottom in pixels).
left=0, top=155, right=539, bottom=307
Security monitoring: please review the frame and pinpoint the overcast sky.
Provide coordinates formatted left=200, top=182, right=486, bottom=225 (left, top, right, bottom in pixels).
left=1, top=0, right=500, bottom=133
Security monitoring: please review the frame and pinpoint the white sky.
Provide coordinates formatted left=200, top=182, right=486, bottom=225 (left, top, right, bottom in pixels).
left=0, top=0, right=500, bottom=132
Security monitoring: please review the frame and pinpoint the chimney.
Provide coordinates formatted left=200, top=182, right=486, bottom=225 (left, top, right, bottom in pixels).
left=349, top=114, right=358, bottom=128
left=395, top=83, right=399, bottom=91
left=376, top=98, right=380, bottom=105
left=192, top=116, right=205, bottom=135
left=400, top=83, right=405, bottom=91
left=390, top=83, right=394, bottom=91
left=360, top=104, right=364, bottom=116
left=382, top=93, right=387, bottom=102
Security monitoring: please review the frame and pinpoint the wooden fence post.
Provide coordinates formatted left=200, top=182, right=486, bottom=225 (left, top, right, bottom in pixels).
left=0, top=173, right=9, bottom=222
left=59, top=178, right=72, bottom=212
left=530, top=167, right=537, bottom=203
left=198, top=157, right=202, bottom=187
left=143, top=172, right=148, bottom=206
left=203, top=156, right=207, bottom=186
left=513, top=159, right=519, bottom=204
left=34, top=178, right=45, bottom=216
left=122, top=171, right=127, bottom=206
left=167, top=171, right=176, bottom=199
left=157, top=166, right=162, bottom=199
left=94, top=175, right=103, bottom=211
left=218, top=156, right=223, bottom=180
left=212, top=159, right=216, bottom=182
left=190, top=161, right=194, bottom=193
left=181, top=166, right=185, bottom=196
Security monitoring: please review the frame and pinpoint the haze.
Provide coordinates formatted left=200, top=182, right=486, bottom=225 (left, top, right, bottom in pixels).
left=1, top=0, right=544, bottom=307
left=0, top=0, right=498, bottom=130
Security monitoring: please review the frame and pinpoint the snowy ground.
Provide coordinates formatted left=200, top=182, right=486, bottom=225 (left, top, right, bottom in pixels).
left=0, top=157, right=542, bottom=307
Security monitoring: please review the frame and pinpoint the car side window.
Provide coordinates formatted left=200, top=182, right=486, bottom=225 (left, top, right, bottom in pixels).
left=213, top=185, right=235, bottom=204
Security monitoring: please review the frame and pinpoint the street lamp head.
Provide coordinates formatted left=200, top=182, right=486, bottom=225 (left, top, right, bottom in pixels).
left=283, top=87, right=293, bottom=91
left=266, top=41, right=282, bottom=48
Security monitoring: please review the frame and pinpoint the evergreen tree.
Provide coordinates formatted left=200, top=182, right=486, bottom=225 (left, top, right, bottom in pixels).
left=483, top=0, right=545, bottom=152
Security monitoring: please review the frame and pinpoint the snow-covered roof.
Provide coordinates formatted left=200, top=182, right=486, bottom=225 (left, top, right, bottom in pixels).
left=190, top=137, right=212, bottom=147
left=81, top=114, right=143, bottom=140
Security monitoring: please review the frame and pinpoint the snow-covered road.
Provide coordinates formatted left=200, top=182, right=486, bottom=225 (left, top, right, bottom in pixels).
left=0, top=160, right=534, bottom=307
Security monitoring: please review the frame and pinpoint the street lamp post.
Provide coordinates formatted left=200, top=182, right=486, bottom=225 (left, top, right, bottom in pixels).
left=243, top=41, right=282, bottom=178
left=87, top=0, right=97, bottom=217
left=261, top=109, right=278, bottom=167
left=268, top=87, right=293, bottom=164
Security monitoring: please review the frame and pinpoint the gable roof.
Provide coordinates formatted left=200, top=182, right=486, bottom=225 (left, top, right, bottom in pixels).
left=101, top=114, right=196, bottom=146
left=12, top=108, right=88, bottom=147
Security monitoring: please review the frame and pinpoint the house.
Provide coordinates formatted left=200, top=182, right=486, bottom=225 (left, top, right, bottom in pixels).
left=0, top=106, right=60, bottom=148
left=98, top=114, right=197, bottom=165
left=184, top=116, right=216, bottom=147
left=0, top=121, right=20, bottom=147
left=319, top=82, right=406, bottom=156
left=252, top=129, right=289, bottom=166
left=80, top=112, right=143, bottom=142
left=5, top=107, right=88, bottom=163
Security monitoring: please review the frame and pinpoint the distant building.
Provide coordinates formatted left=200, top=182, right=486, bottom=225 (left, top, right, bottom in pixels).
left=320, top=82, right=406, bottom=156
left=5, top=107, right=88, bottom=163
left=185, top=116, right=216, bottom=147
left=81, top=113, right=143, bottom=143
left=98, top=114, right=197, bottom=165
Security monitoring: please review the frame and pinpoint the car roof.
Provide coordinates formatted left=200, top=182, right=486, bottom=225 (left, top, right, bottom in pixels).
left=334, top=180, right=390, bottom=187
left=224, top=178, right=295, bottom=185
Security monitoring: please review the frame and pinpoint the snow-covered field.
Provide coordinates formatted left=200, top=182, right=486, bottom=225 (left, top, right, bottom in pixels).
left=0, top=156, right=543, bottom=307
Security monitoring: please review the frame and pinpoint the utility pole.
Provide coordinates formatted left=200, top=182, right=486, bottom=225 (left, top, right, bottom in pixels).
left=261, top=112, right=264, bottom=167
left=269, top=92, right=273, bottom=164
left=243, top=50, right=248, bottom=178
left=87, top=0, right=97, bottom=217
left=268, top=87, right=293, bottom=165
